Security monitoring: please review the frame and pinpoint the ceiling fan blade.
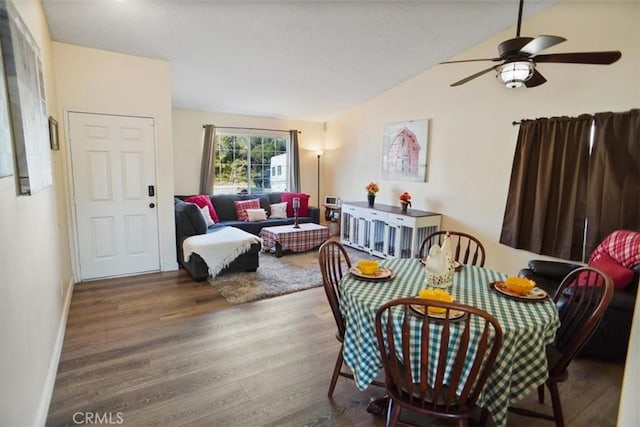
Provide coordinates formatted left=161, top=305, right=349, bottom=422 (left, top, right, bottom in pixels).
left=441, top=57, right=501, bottom=64
left=520, top=35, right=567, bottom=55
left=524, top=69, right=547, bottom=88
left=450, top=65, right=497, bottom=87
left=534, top=51, right=622, bottom=64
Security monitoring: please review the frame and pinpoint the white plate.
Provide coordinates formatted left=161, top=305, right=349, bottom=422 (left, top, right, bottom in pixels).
left=349, top=267, right=394, bottom=280
left=409, top=304, right=466, bottom=320
left=491, top=281, right=548, bottom=301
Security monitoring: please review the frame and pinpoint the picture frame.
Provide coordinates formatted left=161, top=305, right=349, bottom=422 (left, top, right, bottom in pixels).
left=0, top=32, right=13, bottom=178
left=1, top=0, right=52, bottom=193
left=381, top=119, right=429, bottom=182
left=48, top=116, right=58, bottom=150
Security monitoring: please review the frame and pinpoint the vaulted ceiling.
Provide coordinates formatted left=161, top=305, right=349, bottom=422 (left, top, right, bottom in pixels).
left=42, top=0, right=556, bottom=121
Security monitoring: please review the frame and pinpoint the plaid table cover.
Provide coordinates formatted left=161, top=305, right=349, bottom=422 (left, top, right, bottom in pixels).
left=259, top=223, right=330, bottom=253
left=340, top=258, right=560, bottom=427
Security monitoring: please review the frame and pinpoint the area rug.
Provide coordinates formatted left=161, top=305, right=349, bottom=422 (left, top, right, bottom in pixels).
left=209, top=245, right=368, bottom=304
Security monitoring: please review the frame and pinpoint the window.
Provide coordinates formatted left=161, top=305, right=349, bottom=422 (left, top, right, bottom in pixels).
left=213, top=133, right=288, bottom=195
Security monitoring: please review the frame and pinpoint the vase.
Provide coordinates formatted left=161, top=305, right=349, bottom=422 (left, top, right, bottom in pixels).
left=401, top=202, right=409, bottom=213
left=367, top=194, right=375, bottom=207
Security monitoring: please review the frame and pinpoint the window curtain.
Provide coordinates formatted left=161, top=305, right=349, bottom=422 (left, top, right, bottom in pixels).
left=199, top=124, right=216, bottom=194
left=500, top=115, right=592, bottom=260
left=287, top=130, right=301, bottom=192
left=585, top=109, right=640, bottom=255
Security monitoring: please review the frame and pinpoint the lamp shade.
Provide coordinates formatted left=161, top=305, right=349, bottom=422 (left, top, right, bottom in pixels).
left=496, top=61, right=534, bottom=88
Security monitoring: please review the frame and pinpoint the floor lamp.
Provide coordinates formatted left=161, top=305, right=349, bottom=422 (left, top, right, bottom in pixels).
left=316, top=152, right=322, bottom=208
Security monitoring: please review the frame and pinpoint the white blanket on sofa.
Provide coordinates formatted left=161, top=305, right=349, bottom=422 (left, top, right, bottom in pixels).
left=183, top=227, right=262, bottom=278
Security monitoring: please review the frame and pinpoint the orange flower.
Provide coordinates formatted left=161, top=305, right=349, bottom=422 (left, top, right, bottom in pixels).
left=399, top=192, right=412, bottom=205
left=366, top=182, right=380, bottom=195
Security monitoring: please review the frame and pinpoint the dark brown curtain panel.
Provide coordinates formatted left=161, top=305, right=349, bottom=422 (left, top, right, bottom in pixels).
left=500, top=115, right=593, bottom=260
left=585, top=109, right=640, bottom=255
left=199, top=124, right=216, bottom=195
left=287, top=130, right=301, bottom=192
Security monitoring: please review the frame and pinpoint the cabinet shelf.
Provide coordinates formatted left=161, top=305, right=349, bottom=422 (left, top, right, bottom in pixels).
left=340, top=202, right=441, bottom=259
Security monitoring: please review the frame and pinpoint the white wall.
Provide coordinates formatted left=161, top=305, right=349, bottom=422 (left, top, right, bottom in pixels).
left=52, top=43, right=177, bottom=272
left=0, top=1, right=71, bottom=426
left=172, top=108, right=326, bottom=207
left=325, top=1, right=639, bottom=275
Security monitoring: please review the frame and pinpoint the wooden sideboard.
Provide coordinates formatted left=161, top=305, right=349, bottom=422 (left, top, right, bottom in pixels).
left=340, top=202, right=441, bottom=259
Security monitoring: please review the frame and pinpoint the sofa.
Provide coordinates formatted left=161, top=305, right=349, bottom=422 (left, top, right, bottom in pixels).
left=175, top=192, right=320, bottom=281
left=519, top=230, right=640, bottom=361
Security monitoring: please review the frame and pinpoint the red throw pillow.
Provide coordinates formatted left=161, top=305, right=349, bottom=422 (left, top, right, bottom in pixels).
left=280, top=192, right=310, bottom=217
left=586, top=252, right=634, bottom=290
left=185, top=195, right=219, bottom=223
left=234, top=199, right=261, bottom=221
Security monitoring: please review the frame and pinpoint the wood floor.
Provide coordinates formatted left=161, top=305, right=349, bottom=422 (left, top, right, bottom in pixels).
left=46, top=270, right=625, bottom=427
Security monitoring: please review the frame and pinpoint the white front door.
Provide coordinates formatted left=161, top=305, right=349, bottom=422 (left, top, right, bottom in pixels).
left=68, top=112, right=160, bottom=280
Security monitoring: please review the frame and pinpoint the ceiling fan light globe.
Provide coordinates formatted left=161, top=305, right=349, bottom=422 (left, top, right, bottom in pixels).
left=496, top=61, right=534, bottom=88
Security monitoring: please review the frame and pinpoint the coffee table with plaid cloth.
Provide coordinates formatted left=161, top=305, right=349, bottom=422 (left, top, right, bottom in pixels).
left=340, top=258, right=560, bottom=427
left=259, top=223, right=330, bottom=257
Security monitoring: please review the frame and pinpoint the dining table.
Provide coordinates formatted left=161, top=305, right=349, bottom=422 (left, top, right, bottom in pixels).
left=339, top=257, right=560, bottom=427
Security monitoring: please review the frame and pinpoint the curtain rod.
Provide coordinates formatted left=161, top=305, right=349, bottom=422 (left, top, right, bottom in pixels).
left=512, top=121, right=522, bottom=126
left=203, top=125, right=301, bottom=133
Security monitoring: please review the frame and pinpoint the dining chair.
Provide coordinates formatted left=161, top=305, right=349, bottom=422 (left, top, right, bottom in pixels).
left=375, top=297, right=503, bottom=427
left=418, top=231, right=486, bottom=267
left=509, top=266, right=613, bottom=427
left=318, top=240, right=384, bottom=397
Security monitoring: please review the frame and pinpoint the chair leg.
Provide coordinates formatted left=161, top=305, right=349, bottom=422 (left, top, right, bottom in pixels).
left=538, top=383, right=545, bottom=403
left=548, top=382, right=565, bottom=427
left=328, top=346, right=344, bottom=397
left=478, top=407, right=490, bottom=426
left=387, top=399, right=401, bottom=427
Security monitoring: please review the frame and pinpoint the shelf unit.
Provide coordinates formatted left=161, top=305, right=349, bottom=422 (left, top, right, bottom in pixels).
left=340, top=202, right=441, bottom=259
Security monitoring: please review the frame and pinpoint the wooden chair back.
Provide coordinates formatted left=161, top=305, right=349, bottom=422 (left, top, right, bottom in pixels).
left=318, top=240, right=352, bottom=338
left=551, top=266, right=614, bottom=376
left=418, top=231, right=486, bottom=267
left=375, top=298, right=503, bottom=424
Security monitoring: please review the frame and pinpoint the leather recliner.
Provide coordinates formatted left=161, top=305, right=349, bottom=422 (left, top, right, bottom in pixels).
left=519, top=258, right=639, bottom=362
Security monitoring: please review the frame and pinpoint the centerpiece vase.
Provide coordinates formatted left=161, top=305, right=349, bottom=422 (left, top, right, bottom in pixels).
left=293, top=207, right=300, bottom=228
left=367, top=194, right=375, bottom=207
left=400, top=202, right=409, bottom=213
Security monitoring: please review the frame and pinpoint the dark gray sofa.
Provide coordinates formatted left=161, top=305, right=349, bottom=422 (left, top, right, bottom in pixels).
left=175, top=193, right=320, bottom=281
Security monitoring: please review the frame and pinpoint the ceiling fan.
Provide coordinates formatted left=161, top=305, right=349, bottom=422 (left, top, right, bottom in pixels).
left=441, top=0, right=622, bottom=88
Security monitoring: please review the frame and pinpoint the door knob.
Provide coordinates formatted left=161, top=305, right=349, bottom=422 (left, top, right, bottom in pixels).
left=149, top=203, right=155, bottom=208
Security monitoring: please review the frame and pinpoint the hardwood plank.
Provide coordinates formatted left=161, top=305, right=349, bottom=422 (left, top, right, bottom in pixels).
left=46, top=269, right=624, bottom=427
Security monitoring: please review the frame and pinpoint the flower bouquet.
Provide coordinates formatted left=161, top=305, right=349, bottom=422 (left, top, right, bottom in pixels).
left=365, top=182, right=380, bottom=195
left=366, top=182, right=379, bottom=206
left=399, top=192, right=411, bottom=212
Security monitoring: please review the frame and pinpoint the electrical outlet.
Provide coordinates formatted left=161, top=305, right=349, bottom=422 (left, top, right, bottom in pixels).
left=59, top=281, right=64, bottom=297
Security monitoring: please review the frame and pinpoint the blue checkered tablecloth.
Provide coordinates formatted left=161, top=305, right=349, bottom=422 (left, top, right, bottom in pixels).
left=340, top=258, right=560, bottom=427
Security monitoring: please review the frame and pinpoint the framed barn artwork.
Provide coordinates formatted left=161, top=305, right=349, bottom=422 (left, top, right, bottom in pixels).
left=381, top=119, right=429, bottom=182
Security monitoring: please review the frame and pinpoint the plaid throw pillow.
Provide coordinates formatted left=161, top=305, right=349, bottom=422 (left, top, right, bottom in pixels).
left=234, top=199, right=260, bottom=221
left=589, top=230, right=640, bottom=269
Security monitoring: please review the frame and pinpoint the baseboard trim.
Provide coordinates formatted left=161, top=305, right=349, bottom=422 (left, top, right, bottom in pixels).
left=35, top=277, right=75, bottom=427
